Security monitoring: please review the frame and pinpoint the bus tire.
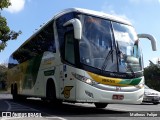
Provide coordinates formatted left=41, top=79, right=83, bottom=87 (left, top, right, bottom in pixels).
left=46, top=80, right=62, bottom=105
left=153, top=102, right=159, bottom=105
left=13, top=84, right=18, bottom=100
left=18, top=95, right=26, bottom=101
left=46, top=80, right=55, bottom=100
left=11, top=84, right=14, bottom=95
left=94, top=103, right=108, bottom=108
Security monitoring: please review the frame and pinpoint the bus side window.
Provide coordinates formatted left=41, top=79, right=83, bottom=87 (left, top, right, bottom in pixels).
left=38, top=22, right=56, bottom=53
left=64, top=31, right=75, bottom=65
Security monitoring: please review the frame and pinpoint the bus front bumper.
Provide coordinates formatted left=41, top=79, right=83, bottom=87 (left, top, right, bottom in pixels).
left=76, top=81, right=144, bottom=104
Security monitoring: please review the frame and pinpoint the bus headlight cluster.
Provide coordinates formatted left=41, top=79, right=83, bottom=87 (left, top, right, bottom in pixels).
left=72, top=72, right=98, bottom=85
left=86, top=79, right=92, bottom=84
left=135, top=83, right=144, bottom=89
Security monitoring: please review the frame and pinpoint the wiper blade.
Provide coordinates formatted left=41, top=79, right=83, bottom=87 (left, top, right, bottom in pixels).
left=101, top=49, right=114, bottom=71
left=127, top=63, right=136, bottom=77
left=120, top=59, right=135, bottom=77
left=116, top=41, right=135, bottom=77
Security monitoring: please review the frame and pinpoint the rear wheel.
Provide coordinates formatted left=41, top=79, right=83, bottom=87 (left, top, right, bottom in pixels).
left=94, top=103, right=108, bottom=108
left=46, top=80, right=62, bottom=105
left=46, top=81, right=56, bottom=100
left=13, top=84, right=18, bottom=100
left=11, top=84, right=14, bottom=95
left=12, top=84, right=26, bottom=101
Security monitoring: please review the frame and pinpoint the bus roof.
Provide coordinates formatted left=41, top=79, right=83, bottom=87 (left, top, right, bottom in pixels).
left=54, top=8, right=132, bottom=25
left=11, top=8, right=132, bottom=56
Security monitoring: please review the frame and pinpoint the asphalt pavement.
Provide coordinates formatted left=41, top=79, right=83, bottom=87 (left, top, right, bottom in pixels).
left=0, top=92, right=160, bottom=120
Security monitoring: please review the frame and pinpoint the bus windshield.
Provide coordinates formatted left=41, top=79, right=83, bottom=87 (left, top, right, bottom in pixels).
left=79, top=14, right=143, bottom=73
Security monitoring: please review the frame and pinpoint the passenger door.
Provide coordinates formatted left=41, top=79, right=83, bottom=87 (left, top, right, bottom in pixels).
left=60, top=30, right=76, bottom=101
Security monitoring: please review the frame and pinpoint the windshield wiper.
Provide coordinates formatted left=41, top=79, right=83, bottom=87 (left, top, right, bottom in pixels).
left=116, top=41, right=135, bottom=77
left=101, top=49, right=114, bottom=71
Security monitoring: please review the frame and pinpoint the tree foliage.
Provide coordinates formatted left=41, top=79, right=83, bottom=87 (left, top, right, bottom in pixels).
left=0, top=63, right=7, bottom=90
left=0, top=0, right=11, bottom=9
left=0, top=0, right=21, bottom=51
left=144, top=65, right=160, bottom=91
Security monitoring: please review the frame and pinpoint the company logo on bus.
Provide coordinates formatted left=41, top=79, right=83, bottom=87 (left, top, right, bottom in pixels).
left=116, top=86, right=121, bottom=91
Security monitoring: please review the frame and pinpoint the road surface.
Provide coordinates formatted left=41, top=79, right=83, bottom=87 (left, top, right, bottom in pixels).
left=0, top=93, right=160, bottom=120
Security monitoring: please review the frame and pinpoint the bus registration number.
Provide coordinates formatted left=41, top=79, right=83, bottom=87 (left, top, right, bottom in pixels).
left=112, top=94, right=124, bottom=100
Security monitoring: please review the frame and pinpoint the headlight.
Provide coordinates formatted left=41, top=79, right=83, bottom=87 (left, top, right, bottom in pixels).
left=144, top=92, right=151, bottom=95
left=72, top=72, right=98, bottom=85
left=86, top=79, right=92, bottom=84
left=135, top=83, right=144, bottom=89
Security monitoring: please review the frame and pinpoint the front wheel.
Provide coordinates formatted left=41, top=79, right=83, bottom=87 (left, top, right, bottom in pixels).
left=94, top=103, right=108, bottom=108
left=153, top=102, right=159, bottom=105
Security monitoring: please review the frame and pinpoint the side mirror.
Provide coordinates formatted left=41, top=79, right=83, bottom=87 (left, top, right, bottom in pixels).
left=63, top=18, right=82, bottom=40
left=138, top=34, right=157, bottom=51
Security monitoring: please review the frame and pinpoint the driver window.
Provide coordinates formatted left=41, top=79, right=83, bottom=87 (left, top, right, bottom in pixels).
left=79, top=41, right=91, bottom=65
left=65, top=31, right=75, bottom=64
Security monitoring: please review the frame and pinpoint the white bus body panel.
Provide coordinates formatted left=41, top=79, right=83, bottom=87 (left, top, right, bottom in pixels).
left=76, top=80, right=144, bottom=104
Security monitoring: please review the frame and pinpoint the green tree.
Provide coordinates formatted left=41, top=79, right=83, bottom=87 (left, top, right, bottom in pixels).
left=0, top=0, right=21, bottom=51
left=0, top=63, right=7, bottom=90
left=144, top=64, right=160, bottom=91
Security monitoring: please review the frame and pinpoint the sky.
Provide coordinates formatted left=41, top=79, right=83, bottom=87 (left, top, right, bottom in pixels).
left=0, top=0, right=160, bottom=67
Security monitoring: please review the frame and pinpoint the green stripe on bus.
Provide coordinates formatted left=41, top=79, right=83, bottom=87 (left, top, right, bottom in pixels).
left=119, top=78, right=142, bottom=85
left=129, top=78, right=142, bottom=85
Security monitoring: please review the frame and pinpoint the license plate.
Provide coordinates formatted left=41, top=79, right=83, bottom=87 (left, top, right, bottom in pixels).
left=112, top=94, right=124, bottom=100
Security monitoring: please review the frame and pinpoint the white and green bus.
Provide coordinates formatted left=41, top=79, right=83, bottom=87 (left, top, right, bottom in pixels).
left=8, top=8, right=157, bottom=108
